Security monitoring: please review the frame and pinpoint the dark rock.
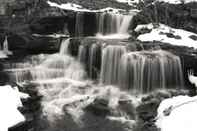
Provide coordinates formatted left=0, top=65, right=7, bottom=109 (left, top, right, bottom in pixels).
left=131, top=2, right=197, bottom=34
left=189, top=35, right=197, bottom=41
left=29, top=16, right=68, bottom=35
left=85, top=98, right=110, bottom=116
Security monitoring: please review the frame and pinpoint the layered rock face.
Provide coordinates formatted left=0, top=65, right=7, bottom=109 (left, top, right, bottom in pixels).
left=0, top=0, right=67, bottom=55
left=132, top=1, right=197, bottom=33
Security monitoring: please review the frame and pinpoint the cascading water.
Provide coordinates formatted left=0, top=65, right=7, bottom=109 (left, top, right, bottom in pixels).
left=59, top=38, right=71, bottom=55
left=96, top=13, right=134, bottom=39
left=101, top=45, right=127, bottom=84
left=75, top=12, right=84, bottom=37
left=5, top=38, right=139, bottom=131
left=3, top=36, right=12, bottom=55
left=74, top=11, right=134, bottom=39
left=119, top=50, right=184, bottom=93
left=78, top=43, right=101, bottom=79
left=100, top=45, right=184, bottom=93
left=0, top=36, right=12, bottom=58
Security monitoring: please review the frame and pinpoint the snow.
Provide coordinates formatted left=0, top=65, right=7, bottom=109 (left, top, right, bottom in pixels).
left=47, top=1, right=91, bottom=12
left=156, top=95, right=197, bottom=131
left=156, top=0, right=197, bottom=4
left=116, top=0, right=141, bottom=5
left=47, top=1, right=126, bottom=13
left=0, top=85, right=29, bottom=131
left=136, top=23, right=197, bottom=49
left=188, top=70, right=197, bottom=87
left=134, top=23, right=154, bottom=32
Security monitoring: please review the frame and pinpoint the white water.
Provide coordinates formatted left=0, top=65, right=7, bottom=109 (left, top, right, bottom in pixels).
left=100, top=46, right=184, bottom=93
left=96, top=13, right=134, bottom=39
left=59, top=38, right=70, bottom=55
left=78, top=43, right=101, bottom=79
left=101, top=45, right=127, bottom=84
left=119, top=50, right=184, bottom=93
left=0, top=36, right=12, bottom=58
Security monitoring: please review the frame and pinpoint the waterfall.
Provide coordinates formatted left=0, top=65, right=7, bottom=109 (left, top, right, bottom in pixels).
left=96, top=13, right=123, bottom=35
left=31, top=54, right=86, bottom=82
left=0, top=36, right=12, bottom=58
left=3, top=36, right=12, bottom=55
left=59, top=38, right=70, bottom=55
left=118, top=50, right=184, bottom=93
left=78, top=43, right=101, bottom=79
left=100, top=47, right=184, bottom=93
left=100, top=45, right=127, bottom=84
left=73, top=12, right=134, bottom=38
left=75, top=12, right=84, bottom=37
left=96, top=13, right=133, bottom=39
left=118, top=15, right=133, bottom=34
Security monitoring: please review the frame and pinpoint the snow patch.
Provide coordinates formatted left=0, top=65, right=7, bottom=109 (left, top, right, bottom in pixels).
left=47, top=1, right=129, bottom=13
left=136, top=23, right=197, bottom=49
left=156, top=95, right=197, bottom=131
left=116, top=0, right=141, bottom=5
left=156, top=0, right=197, bottom=4
left=0, top=85, right=29, bottom=131
left=47, top=1, right=91, bottom=12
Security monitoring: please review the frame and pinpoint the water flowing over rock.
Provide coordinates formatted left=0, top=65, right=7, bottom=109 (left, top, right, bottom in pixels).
left=75, top=12, right=85, bottom=37
left=78, top=43, right=102, bottom=79
left=101, top=45, right=127, bottom=84
left=100, top=46, right=184, bottom=93
left=59, top=38, right=71, bottom=55
left=96, top=13, right=133, bottom=35
left=96, top=13, right=134, bottom=39
left=119, top=50, right=184, bottom=93
left=73, top=12, right=134, bottom=38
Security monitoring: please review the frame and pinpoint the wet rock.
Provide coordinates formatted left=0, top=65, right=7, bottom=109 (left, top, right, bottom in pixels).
left=189, top=35, right=197, bottom=41
left=85, top=98, right=110, bottom=116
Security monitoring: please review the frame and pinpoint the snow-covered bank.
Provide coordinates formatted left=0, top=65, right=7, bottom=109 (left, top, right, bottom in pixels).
left=0, top=85, right=29, bottom=131
left=136, top=23, right=197, bottom=49
left=156, top=0, right=197, bottom=4
left=47, top=1, right=139, bottom=13
left=116, top=0, right=141, bottom=5
left=156, top=95, right=197, bottom=131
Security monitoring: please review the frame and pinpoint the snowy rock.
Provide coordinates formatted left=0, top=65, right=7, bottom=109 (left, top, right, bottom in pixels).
left=156, top=95, right=197, bottom=131
left=0, top=85, right=29, bottom=131
left=136, top=23, right=197, bottom=49
left=156, top=0, right=197, bottom=4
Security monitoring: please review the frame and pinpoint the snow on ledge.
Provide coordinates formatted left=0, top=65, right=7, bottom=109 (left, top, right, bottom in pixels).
left=156, top=0, right=197, bottom=4
left=156, top=95, right=197, bottom=131
left=47, top=1, right=91, bottom=12
left=116, top=0, right=141, bottom=6
left=136, top=23, right=197, bottom=49
left=47, top=1, right=137, bottom=14
left=0, top=85, right=29, bottom=131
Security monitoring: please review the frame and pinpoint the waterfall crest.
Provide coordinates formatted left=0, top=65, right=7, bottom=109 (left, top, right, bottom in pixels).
left=96, top=13, right=133, bottom=39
